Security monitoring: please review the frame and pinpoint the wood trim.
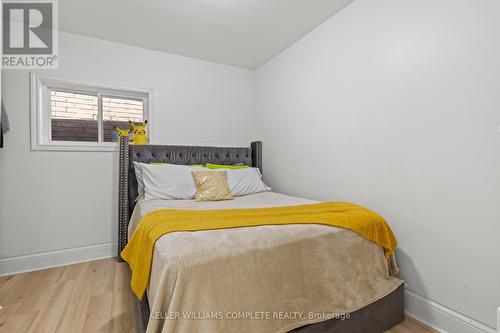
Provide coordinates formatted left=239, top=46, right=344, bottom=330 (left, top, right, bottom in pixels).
left=0, top=242, right=115, bottom=277
left=404, top=289, right=496, bottom=333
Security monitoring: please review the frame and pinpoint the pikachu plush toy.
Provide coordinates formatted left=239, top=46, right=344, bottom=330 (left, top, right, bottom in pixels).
left=129, top=120, right=149, bottom=145
left=114, top=127, right=130, bottom=138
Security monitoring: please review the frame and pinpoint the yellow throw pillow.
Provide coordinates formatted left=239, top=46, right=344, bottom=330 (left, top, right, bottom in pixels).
left=191, top=171, right=233, bottom=201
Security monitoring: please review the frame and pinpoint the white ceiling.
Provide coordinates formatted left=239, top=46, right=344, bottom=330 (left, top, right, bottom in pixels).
left=59, top=0, right=353, bottom=69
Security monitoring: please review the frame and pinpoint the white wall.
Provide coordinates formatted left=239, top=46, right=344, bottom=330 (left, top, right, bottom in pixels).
left=0, top=32, right=254, bottom=269
left=256, top=0, right=500, bottom=330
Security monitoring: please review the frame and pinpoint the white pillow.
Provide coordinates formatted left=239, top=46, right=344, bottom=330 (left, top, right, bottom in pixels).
left=226, top=168, right=271, bottom=196
left=133, top=162, right=147, bottom=197
left=142, top=163, right=207, bottom=200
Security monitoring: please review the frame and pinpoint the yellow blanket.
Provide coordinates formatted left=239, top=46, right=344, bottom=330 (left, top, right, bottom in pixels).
left=121, top=202, right=397, bottom=299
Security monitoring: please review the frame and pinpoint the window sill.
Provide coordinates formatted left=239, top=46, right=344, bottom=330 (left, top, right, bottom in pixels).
left=31, top=142, right=120, bottom=152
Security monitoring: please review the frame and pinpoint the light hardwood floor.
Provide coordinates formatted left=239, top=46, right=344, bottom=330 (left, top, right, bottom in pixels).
left=0, top=258, right=435, bottom=333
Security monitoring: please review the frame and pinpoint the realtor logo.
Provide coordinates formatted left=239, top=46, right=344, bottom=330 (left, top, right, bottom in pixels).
left=2, top=0, right=58, bottom=69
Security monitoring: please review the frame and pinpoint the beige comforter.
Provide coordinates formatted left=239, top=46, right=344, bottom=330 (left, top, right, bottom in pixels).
left=128, top=192, right=403, bottom=333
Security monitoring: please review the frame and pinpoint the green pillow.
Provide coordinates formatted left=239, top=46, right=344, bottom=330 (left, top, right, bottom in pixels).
left=150, top=162, right=205, bottom=167
left=206, top=163, right=249, bottom=170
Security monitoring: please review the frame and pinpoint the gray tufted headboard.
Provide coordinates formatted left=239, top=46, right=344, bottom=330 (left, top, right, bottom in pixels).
left=117, top=137, right=262, bottom=259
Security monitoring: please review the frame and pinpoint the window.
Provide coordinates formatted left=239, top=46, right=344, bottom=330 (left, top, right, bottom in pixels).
left=31, top=74, right=151, bottom=151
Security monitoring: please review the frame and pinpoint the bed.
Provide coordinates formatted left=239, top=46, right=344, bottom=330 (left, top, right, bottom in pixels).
left=117, top=138, right=404, bottom=333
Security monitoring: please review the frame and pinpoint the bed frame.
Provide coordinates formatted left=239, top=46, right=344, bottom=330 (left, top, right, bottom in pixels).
left=117, top=137, right=404, bottom=333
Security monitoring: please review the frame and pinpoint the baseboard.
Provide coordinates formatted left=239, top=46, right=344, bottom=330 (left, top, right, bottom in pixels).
left=0, top=242, right=116, bottom=276
left=404, top=289, right=497, bottom=333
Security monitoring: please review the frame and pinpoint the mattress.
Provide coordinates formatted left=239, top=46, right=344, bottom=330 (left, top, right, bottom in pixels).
left=127, top=192, right=403, bottom=333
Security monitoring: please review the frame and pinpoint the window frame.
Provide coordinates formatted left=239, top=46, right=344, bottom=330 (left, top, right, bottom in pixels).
left=30, top=73, right=153, bottom=152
